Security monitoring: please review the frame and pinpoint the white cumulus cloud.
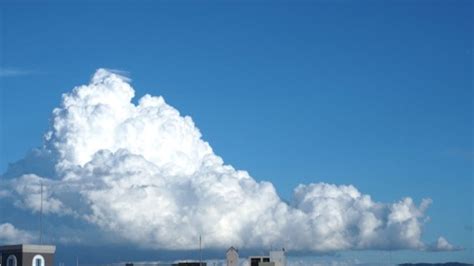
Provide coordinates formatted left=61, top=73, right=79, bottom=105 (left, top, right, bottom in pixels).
left=426, top=236, right=461, bottom=252
left=0, top=69, right=454, bottom=252
left=0, top=223, right=35, bottom=244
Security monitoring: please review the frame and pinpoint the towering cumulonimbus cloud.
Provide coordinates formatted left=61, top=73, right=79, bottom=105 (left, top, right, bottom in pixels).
left=0, top=69, right=454, bottom=251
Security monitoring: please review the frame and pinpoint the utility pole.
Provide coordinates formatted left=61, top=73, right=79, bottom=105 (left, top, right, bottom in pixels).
left=40, top=182, right=43, bottom=244
left=199, top=234, right=202, bottom=266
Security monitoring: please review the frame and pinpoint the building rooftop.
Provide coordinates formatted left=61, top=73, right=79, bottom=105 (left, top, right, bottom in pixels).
left=0, top=244, right=56, bottom=254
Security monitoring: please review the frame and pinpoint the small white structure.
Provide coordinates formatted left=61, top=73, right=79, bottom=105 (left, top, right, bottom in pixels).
left=248, top=256, right=270, bottom=266
left=226, top=247, right=239, bottom=266
left=269, top=250, right=286, bottom=266
left=248, top=249, right=286, bottom=266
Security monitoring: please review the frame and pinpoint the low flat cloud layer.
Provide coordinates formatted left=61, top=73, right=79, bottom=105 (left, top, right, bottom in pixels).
left=0, top=69, right=454, bottom=252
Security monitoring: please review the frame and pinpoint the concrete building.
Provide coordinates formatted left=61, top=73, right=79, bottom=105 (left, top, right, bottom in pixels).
left=122, top=263, right=205, bottom=266
left=248, top=256, right=270, bottom=266
left=258, top=263, right=275, bottom=266
left=269, top=250, right=286, bottom=266
left=0, top=245, right=55, bottom=266
left=248, top=250, right=286, bottom=266
left=226, top=247, right=238, bottom=266
left=172, top=263, right=206, bottom=266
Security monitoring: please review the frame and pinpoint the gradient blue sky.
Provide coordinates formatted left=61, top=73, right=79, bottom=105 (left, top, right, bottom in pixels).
left=0, top=0, right=472, bottom=264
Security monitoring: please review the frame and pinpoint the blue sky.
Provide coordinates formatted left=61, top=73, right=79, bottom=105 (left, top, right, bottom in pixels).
left=0, top=1, right=472, bottom=264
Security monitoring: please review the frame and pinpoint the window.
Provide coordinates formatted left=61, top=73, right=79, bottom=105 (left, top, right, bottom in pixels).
left=32, top=255, right=45, bottom=266
left=250, top=258, right=260, bottom=266
left=7, top=255, right=17, bottom=266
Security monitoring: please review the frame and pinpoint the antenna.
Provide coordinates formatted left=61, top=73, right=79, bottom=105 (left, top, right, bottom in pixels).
left=40, top=182, right=43, bottom=244
left=199, top=234, right=202, bottom=266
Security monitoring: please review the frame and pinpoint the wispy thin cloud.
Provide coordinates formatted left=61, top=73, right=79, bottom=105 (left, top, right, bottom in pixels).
left=95, top=68, right=131, bottom=82
left=0, top=67, right=37, bottom=77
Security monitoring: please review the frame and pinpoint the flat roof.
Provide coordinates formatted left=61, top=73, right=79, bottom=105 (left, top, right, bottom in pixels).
left=0, top=244, right=56, bottom=254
